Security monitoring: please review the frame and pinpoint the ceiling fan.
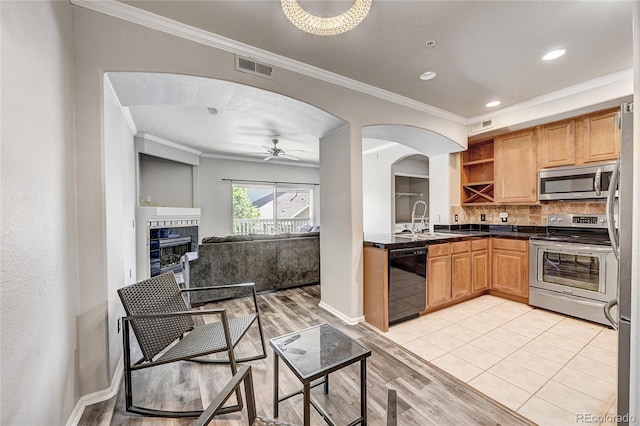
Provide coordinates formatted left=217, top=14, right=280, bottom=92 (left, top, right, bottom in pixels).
left=257, top=138, right=305, bottom=162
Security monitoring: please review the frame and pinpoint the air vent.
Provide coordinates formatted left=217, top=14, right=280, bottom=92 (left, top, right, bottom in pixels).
left=235, top=55, right=273, bottom=79
left=470, top=119, right=493, bottom=133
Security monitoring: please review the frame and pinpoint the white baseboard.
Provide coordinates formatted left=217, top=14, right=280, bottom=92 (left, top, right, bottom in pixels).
left=66, top=353, right=123, bottom=426
left=318, top=301, right=364, bottom=325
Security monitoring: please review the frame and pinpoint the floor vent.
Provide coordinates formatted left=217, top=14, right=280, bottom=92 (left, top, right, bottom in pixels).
left=470, top=119, right=493, bottom=133
left=235, top=55, right=273, bottom=79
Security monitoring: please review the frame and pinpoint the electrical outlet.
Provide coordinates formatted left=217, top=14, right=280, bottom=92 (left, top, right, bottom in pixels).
left=480, top=214, right=486, bottom=222
left=454, top=214, right=459, bottom=222
left=435, top=214, right=441, bottom=222
left=501, top=217, right=508, bottom=222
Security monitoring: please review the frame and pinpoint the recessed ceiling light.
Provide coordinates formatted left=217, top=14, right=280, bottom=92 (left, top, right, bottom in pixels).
left=486, top=100, right=501, bottom=108
left=542, top=49, right=566, bottom=61
left=419, top=71, right=437, bottom=81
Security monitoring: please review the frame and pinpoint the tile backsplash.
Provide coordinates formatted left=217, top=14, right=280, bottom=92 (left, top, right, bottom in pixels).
left=451, top=201, right=606, bottom=226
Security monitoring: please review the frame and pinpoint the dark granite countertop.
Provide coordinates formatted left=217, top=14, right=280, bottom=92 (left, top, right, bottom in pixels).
left=364, top=224, right=545, bottom=249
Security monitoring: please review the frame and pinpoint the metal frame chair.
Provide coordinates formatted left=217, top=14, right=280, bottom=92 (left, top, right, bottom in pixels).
left=118, top=271, right=267, bottom=418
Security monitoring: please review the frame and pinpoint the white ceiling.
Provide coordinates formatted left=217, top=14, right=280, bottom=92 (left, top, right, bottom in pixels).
left=121, top=0, right=633, bottom=117
left=106, top=1, right=634, bottom=164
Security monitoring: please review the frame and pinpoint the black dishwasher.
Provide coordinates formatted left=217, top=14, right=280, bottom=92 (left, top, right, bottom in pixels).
left=388, top=247, right=427, bottom=325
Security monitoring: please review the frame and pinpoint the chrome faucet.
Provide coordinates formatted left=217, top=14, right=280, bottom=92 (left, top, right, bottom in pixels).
left=411, top=200, right=428, bottom=236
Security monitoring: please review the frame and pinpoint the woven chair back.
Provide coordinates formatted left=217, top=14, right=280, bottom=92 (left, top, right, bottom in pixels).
left=118, top=272, right=194, bottom=361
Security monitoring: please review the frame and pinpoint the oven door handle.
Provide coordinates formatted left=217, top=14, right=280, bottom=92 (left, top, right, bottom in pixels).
left=594, top=167, right=602, bottom=196
left=603, top=299, right=618, bottom=330
left=605, top=158, right=620, bottom=260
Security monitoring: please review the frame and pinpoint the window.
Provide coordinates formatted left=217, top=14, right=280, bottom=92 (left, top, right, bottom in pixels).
left=232, top=184, right=315, bottom=235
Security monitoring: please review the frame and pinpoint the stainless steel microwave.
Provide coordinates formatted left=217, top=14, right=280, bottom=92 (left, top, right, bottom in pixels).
left=539, top=161, right=617, bottom=200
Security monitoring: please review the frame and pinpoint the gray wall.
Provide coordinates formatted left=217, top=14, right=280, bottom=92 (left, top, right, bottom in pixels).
left=1, top=1, right=79, bottom=424
left=139, top=154, right=194, bottom=207
left=104, top=78, right=137, bottom=379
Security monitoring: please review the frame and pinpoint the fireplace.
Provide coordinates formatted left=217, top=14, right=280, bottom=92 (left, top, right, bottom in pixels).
left=149, top=226, right=198, bottom=277
left=136, top=206, right=201, bottom=279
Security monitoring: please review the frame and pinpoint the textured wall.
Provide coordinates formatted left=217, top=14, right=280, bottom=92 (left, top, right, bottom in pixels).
left=0, top=1, right=79, bottom=424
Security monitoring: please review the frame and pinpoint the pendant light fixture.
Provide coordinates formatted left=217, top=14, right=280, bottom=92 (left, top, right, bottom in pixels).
left=281, top=0, right=372, bottom=36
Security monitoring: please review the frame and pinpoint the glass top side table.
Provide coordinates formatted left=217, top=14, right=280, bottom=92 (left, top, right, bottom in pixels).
left=269, top=323, right=372, bottom=425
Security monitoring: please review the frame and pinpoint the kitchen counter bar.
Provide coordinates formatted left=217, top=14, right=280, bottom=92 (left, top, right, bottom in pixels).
left=364, top=224, right=545, bottom=249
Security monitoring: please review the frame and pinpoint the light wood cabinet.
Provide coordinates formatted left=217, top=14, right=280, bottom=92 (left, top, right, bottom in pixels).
left=427, top=243, right=451, bottom=308
left=451, top=241, right=471, bottom=300
left=471, top=239, right=490, bottom=293
left=578, top=110, right=620, bottom=164
left=495, top=130, right=538, bottom=204
left=490, top=238, right=529, bottom=300
left=363, top=246, right=389, bottom=331
left=538, top=120, right=575, bottom=168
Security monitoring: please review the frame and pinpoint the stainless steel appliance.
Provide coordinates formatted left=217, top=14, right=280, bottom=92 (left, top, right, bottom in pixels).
left=603, top=102, right=634, bottom=424
left=530, top=214, right=617, bottom=325
left=539, top=161, right=617, bottom=200
left=388, top=247, right=427, bottom=325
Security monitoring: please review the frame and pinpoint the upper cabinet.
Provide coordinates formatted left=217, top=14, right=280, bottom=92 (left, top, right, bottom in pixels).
left=538, top=120, right=575, bottom=168
left=578, top=109, right=620, bottom=164
left=462, top=108, right=621, bottom=205
left=494, top=129, right=537, bottom=204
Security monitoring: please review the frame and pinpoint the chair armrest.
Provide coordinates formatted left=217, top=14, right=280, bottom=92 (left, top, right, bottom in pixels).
left=180, top=282, right=256, bottom=292
left=182, top=283, right=261, bottom=313
left=194, top=364, right=257, bottom=426
left=122, top=308, right=226, bottom=322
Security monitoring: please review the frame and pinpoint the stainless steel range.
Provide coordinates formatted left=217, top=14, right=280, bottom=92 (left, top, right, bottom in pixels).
left=529, top=214, right=617, bottom=326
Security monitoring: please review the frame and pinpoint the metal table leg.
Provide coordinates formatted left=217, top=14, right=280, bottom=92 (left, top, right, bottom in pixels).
left=361, top=359, right=367, bottom=425
left=273, top=354, right=279, bottom=418
left=303, top=381, right=311, bottom=426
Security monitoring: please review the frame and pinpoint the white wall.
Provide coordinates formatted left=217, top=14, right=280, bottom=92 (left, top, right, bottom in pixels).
left=103, top=78, right=137, bottom=379
left=0, top=2, right=79, bottom=424
left=362, top=141, right=423, bottom=234
left=319, top=125, right=365, bottom=322
left=429, top=154, right=453, bottom=226
left=198, top=157, right=320, bottom=238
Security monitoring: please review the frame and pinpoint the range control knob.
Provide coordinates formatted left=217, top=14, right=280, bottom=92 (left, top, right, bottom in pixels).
left=600, top=218, right=607, bottom=223
left=557, top=217, right=564, bottom=222
left=550, top=217, right=557, bottom=222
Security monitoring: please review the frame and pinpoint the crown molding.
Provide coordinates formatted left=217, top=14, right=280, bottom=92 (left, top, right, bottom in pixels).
left=136, top=132, right=203, bottom=156
left=467, top=68, right=634, bottom=125
left=70, top=0, right=467, bottom=124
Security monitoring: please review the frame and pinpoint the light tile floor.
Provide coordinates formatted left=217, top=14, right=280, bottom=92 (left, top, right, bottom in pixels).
left=374, top=295, right=618, bottom=426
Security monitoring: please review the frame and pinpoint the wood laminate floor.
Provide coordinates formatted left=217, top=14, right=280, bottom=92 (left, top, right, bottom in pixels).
left=80, top=285, right=533, bottom=425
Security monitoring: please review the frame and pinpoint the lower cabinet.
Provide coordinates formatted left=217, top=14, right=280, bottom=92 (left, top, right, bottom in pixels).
left=451, top=241, right=472, bottom=300
left=491, top=238, right=529, bottom=300
left=427, top=243, right=451, bottom=308
left=471, top=239, right=490, bottom=293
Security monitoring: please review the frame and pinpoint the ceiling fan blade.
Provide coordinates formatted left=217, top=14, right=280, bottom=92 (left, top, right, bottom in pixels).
left=263, top=156, right=273, bottom=162
left=282, top=154, right=300, bottom=161
left=284, top=149, right=306, bottom=153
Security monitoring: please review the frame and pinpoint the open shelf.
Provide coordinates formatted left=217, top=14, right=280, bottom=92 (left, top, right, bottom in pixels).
left=461, top=139, right=495, bottom=205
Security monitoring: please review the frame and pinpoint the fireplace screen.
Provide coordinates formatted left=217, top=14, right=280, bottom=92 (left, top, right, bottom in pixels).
left=149, top=226, right=198, bottom=276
